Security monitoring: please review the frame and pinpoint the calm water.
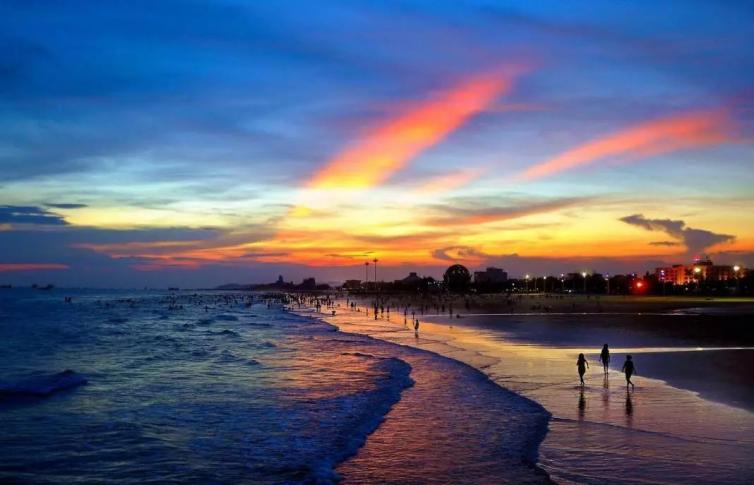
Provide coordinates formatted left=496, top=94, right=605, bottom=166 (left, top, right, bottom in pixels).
left=0, top=290, right=550, bottom=484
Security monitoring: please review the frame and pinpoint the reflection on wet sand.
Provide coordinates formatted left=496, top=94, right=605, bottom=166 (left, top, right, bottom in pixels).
left=314, top=302, right=754, bottom=485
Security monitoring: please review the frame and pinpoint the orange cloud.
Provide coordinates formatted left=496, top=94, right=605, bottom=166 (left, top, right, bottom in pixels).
left=416, top=168, right=485, bottom=195
left=309, top=69, right=520, bottom=189
left=517, top=109, right=736, bottom=181
left=0, top=263, right=68, bottom=271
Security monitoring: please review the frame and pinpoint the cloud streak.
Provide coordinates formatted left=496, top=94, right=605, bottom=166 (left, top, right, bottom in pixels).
left=517, top=109, right=737, bottom=181
left=0, top=263, right=68, bottom=272
left=308, top=68, right=522, bottom=189
left=0, top=205, right=68, bottom=225
left=425, top=197, right=589, bottom=226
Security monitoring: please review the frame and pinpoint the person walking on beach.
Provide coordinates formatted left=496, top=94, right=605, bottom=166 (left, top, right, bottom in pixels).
left=600, top=344, right=610, bottom=375
left=577, top=353, right=589, bottom=386
left=622, top=355, right=636, bottom=390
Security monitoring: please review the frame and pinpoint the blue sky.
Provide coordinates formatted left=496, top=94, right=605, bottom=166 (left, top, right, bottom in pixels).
left=1, top=0, right=753, bottom=287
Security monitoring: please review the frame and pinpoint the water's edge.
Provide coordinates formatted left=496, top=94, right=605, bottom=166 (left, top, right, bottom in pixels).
left=293, top=308, right=554, bottom=482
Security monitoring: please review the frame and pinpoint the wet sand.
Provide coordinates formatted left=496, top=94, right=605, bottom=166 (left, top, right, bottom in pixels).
left=314, top=299, right=754, bottom=484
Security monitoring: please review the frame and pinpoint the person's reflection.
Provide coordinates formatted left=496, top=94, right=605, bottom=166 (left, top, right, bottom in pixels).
left=602, top=373, right=610, bottom=408
left=578, top=388, right=586, bottom=421
left=625, top=389, right=634, bottom=427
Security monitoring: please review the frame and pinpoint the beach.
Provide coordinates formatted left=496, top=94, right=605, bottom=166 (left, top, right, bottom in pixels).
left=2, top=288, right=753, bottom=483
left=310, top=294, right=754, bottom=484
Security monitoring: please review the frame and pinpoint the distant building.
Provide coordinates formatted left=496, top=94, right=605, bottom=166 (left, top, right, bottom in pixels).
left=655, top=257, right=744, bottom=284
left=473, top=267, right=508, bottom=284
left=300, top=277, right=316, bottom=290
left=343, top=279, right=362, bottom=290
left=401, top=272, right=422, bottom=285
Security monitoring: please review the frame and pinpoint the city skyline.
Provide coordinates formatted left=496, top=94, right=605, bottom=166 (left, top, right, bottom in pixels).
left=2, top=1, right=753, bottom=287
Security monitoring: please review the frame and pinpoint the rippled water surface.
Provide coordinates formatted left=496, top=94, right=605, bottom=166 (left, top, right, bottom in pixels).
left=0, top=290, right=551, bottom=484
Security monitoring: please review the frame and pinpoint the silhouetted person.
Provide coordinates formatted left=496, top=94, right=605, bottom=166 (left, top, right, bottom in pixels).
left=600, top=344, right=610, bottom=375
left=621, top=355, right=636, bottom=390
left=577, top=353, right=589, bottom=386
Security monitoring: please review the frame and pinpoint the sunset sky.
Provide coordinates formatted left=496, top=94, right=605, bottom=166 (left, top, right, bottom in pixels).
left=1, top=0, right=753, bottom=287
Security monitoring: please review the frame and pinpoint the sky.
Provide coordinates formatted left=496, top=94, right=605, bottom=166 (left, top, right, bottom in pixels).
left=1, top=0, right=753, bottom=288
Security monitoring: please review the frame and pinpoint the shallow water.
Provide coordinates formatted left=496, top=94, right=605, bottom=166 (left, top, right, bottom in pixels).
left=0, top=290, right=550, bottom=483
left=320, top=302, right=754, bottom=484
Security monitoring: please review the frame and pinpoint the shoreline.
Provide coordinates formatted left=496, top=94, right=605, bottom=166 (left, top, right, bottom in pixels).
left=290, top=306, right=554, bottom=483
left=311, top=297, right=754, bottom=484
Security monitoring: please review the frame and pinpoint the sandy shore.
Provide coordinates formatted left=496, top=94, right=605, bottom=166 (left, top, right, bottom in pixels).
left=310, top=297, right=754, bottom=484
left=346, top=293, right=754, bottom=316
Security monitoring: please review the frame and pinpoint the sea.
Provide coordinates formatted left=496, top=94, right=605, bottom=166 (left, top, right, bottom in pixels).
left=0, top=289, right=550, bottom=484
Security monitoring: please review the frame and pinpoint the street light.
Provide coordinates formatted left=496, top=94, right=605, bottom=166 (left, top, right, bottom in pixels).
left=365, top=262, right=370, bottom=285
left=660, top=270, right=665, bottom=295
left=734, top=265, right=741, bottom=293
left=694, top=266, right=702, bottom=292
left=606, top=273, right=610, bottom=295
left=525, top=274, right=530, bottom=293
left=581, top=271, right=587, bottom=293
left=560, top=273, right=565, bottom=292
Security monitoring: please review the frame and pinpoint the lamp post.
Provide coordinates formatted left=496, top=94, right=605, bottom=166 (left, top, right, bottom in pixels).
left=582, top=271, right=587, bottom=293
left=373, top=258, right=379, bottom=283
left=734, top=265, right=741, bottom=293
left=660, top=270, right=666, bottom=296
left=525, top=274, right=530, bottom=293
left=365, top=262, right=370, bottom=288
left=694, top=266, right=702, bottom=292
left=606, top=273, right=610, bottom=295
left=560, top=274, right=565, bottom=292
left=543, top=276, right=547, bottom=293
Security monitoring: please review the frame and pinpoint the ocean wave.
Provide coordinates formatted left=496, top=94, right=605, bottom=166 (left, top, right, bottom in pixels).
left=295, top=356, right=414, bottom=482
left=0, top=370, right=88, bottom=398
left=215, top=314, right=238, bottom=321
left=217, top=329, right=241, bottom=338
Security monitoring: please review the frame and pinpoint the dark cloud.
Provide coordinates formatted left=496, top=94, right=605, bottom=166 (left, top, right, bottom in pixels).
left=0, top=205, right=68, bottom=225
left=45, top=203, right=87, bottom=209
left=620, top=214, right=735, bottom=254
left=426, top=197, right=591, bottom=226
left=649, top=241, right=682, bottom=247
left=431, top=246, right=518, bottom=262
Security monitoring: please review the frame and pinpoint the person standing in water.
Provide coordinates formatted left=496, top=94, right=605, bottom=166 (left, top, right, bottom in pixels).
left=622, top=355, right=636, bottom=390
left=577, top=353, right=589, bottom=386
left=600, top=344, right=610, bottom=375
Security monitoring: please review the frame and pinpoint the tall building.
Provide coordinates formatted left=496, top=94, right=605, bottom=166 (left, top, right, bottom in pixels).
left=474, top=267, right=508, bottom=284
left=655, top=257, right=743, bottom=284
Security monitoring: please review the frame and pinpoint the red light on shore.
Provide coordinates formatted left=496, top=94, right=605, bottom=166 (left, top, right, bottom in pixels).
left=636, top=281, right=644, bottom=288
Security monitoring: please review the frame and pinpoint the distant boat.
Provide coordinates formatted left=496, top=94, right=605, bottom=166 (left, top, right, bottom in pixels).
left=168, top=287, right=180, bottom=291
left=32, top=284, right=55, bottom=290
